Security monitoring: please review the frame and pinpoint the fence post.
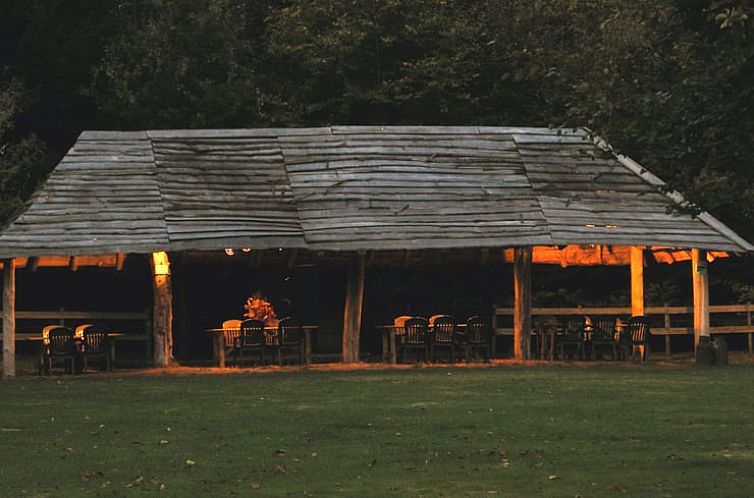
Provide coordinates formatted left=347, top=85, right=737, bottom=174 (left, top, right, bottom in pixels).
left=664, top=303, right=671, bottom=356
left=747, top=302, right=752, bottom=356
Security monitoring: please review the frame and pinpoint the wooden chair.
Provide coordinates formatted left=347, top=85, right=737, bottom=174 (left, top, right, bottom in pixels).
left=624, top=316, right=651, bottom=361
left=222, top=319, right=242, bottom=365
left=235, top=319, right=266, bottom=366
left=429, top=315, right=457, bottom=362
left=590, top=317, right=618, bottom=360
left=557, top=319, right=585, bottom=360
left=79, top=325, right=112, bottom=372
left=461, top=316, right=491, bottom=362
left=393, top=315, right=412, bottom=328
left=42, top=326, right=78, bottom=375
left=533, top=317, right=558, bottom=360
left=277, top=317, right=304, bottom=364
left=397, top=317, right=429, bottom=363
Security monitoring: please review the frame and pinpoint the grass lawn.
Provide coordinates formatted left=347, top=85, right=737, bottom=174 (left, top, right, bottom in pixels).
left=2, top=362, right=754, bottom=497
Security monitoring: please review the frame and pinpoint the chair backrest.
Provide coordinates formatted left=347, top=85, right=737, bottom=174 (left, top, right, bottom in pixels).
left=393, top=315, right=412, bottom=328
left=48, top=327, right=75, bottom=353
left=403, top=317, right=429, bottom=345
left=465, top=316, right=489, bottom=344
left=627, top=316, right=650, bottom=345
left=83, top=326, right=109, bottom=353
left=562, top=319, right=585, bottom=340
left=592, top=317, right=617, bottom=340
left=222, top=319, right=242, bottom=346
left=278, top=317, right=301, bottom=344
left=74, top=323, right=93, bottom=339
left=239, top=319, right=266, bottom=346
left=432, top=315, right=456, bottom=344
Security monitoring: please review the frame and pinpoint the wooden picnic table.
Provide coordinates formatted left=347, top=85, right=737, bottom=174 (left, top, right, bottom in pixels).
left=206, top=326, right=317, bottom=367
left=376, top=324, right=469, bottom=364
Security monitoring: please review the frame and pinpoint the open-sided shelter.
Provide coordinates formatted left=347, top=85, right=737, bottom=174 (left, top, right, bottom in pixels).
left=1, top=126, right=751, bottom=377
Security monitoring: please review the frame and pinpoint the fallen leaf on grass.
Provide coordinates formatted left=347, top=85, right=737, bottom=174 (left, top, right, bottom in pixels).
left=125, top=476, right=144, bottom=488
left=185, top=459, right=196, bottom=466
left=310, top=452, right=318, bottom=458
left=548, top=475, right=558, bottom=480
left=251, top=482, right=262, bottom=489
left=274, top=464, right=287, bottom=474
left=159, top=440, right=170, bottom=446
left=275, top=449, right=286, bottom=456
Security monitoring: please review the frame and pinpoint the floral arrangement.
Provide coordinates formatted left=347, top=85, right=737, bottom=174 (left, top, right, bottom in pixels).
left=244, top=292, right=278, bottom=326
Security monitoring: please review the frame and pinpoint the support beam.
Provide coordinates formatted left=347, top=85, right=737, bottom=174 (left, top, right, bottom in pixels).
left=2, top=259, right=16, bottom=379
left=286, top=248, right=299, bottom=269
left=69, top=256, right=79, bottom=272
left=402, top=250, right=411, bottom=269
left=480, top=248, right=490, bottom=268
left=115, top=253, right=127, bottom=272
left=27, top=257, right=40, bottom=272
left=513, top=246, right=532, bottom=360
left=630, top=246, right=645, bottom=317
left=151, top=252, right=175, bottom=368
left=342, top=252, right=366, bottom=363
left=692, top=248, right=710, bottom=349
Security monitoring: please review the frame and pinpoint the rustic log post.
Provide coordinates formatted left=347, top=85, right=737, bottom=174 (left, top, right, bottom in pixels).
left=692, top=248, right=710, bottom=351
left=342, top=251, right=366, bottom=363
left=664, top=303, right=671, bottom=356
left=151, top=252, right=175, bottom=368
left=513, top=246, right=532, bottom=360
left=630, top=246, right=645, bottom=317
left=2, top=259, right=16, bottom=379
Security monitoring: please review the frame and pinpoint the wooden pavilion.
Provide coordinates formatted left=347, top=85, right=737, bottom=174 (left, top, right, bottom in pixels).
left=1, top=126, right=751, bottom=378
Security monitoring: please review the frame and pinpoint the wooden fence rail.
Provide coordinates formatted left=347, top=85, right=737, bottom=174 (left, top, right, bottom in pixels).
left=493, top=303, right=754, bottom=355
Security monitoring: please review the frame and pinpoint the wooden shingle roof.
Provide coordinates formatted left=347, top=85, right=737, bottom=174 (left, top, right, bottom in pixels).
left=0, top=126, right=751, bottom=258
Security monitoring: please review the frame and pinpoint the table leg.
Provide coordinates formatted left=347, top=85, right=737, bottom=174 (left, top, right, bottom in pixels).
left=109, top=339, right=116, bottom=371
left=382, top=332, right=389, bottom=362
left=304, top=330, right=312, bottom=365
left=216, top=333, right=226, bottom=368
left=389, top=329, right=397, bottom=364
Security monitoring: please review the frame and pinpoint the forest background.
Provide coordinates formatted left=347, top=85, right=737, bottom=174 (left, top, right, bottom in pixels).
left=1, top=0, right=752, bottom=305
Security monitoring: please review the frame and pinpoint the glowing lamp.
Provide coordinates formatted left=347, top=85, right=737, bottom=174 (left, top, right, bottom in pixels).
left=152, top=251, right=170, bottom=276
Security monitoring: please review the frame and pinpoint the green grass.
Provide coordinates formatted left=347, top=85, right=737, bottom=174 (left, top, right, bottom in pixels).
left=2, top=364, right=754, bottom=497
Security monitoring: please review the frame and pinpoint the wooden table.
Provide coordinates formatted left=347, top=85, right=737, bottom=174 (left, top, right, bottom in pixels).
left=376, top=324, right=468, bottom=364
left=206, top=326, right=317, bottom=367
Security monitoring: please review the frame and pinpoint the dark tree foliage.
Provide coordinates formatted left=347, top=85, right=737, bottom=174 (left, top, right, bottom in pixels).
left=1, top=0, right=752, bottom=299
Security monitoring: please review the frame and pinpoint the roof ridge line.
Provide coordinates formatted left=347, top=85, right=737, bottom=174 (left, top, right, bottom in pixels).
left=511, top=134, right=555, bottom=246
left=146, top=134, right=172, bottom=250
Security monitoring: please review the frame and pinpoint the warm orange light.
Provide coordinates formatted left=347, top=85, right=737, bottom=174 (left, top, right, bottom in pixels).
left=501, top=245, right=729, bottom=267
left=152, top=252, right=170, bottom=276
